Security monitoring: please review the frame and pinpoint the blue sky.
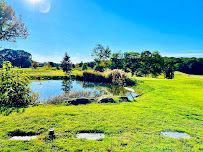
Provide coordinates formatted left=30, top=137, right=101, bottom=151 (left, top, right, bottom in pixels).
left=1, top=0, right=203, bottom=63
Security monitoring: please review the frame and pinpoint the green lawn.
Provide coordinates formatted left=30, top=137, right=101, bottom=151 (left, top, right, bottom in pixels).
left=19, top=67, right=93, bottom=77
left=0, top=72, right=202, bottom=151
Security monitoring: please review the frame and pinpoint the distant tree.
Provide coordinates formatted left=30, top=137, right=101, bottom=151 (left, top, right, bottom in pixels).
left=0, top=0, right=28, bottom=46
left=32, top=61, right=39, bottom=69
left=164, top=59, right=175, bottom=79
left=94, top=65, right=105, bottom=72
left=61, top=52, right=72, bottom=74
left=0, top=49, right=32, bottom=68
left=150, top=51, right=164, bottom=77
left=82, top=63, right=88, bottom=70
left=87, top=61, right=96, bottom=69
left=75, top=63, right=79, bottom=69
left=91, top=44, right=111, bottom=68
left=79, top=61, right=83, bottom=67
left=48, top=61, right=55, bottom=67
left=110, top=52, right=123, bottom=70
left=140, top=51, right=152, bottom=77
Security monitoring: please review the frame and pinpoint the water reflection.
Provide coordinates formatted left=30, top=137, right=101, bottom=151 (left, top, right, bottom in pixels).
left=30, top=80, right=137, bottom=101
left=61, top=80, right=72, bottom=93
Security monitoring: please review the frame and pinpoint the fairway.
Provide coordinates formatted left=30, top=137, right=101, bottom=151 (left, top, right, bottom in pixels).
left=0, top=72, right=202, bottom=151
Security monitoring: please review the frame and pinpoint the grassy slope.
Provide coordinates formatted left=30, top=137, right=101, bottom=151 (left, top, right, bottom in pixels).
left=0, top=72, right=202, bottom=151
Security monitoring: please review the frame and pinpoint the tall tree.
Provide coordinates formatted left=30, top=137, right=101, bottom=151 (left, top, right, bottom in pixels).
left=61, top=52, right=72, bottom=74
left=0, top=0, right=28, bottom=46
left=91, top=44, right=111, bottom=68
left=150, top=51, right=164, bottom=77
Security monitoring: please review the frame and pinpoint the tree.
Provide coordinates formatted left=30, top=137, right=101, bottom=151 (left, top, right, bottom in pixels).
left=110, top=52, right=123, bottom=70
left=82, top=63, right=87, bottom=70
left=61, top=52, right=72, bottom=74
left=140, top=51, right=152, bottom=77
left=0, top=0, right=28, bottom=45
left=0, top=49, right=32, bottom=68
left=91, top=44, right=111, bottom=69
left=164, top=59, right=175, bottom=79
left=32, top=61, right=39, bottom=69
left=150, top=51, right=164, bottom=77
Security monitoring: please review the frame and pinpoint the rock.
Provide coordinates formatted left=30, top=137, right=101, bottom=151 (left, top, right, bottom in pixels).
left=119, top=97, right=129, bottom=101
left=98, top=97, right=115, bottom=103
left=66, top=98, right=90, bottom=105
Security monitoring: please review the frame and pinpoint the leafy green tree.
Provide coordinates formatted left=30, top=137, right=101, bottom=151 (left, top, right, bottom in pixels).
left=140, top=51, right=152, bottom=76
left=123, top=52, right=140, bottom=76
left=164, top=59, right=175, bottom=79
left=0, top=61, right=36, bottom=107
left=91, top=44, right=111, bottom=69
left=94, top=65, right=105, bottom=72
left=150, top=51, right=164, bottom=77
left=110, top=52, right=123, bottom=70
left=61, top=52, right=72, bottom=74
left=0, top=0, right=28, bottom=45
left=82, top=63, right=88, bottom=70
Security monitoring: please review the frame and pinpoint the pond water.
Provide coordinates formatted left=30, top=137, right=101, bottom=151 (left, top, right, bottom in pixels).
left=30, top=80, right=137, bottom=102
left=161, top=131, right=191, bottom=138
left=10, top=136, right=38, bottom=140
left=76, top=133, right=105, bottom=140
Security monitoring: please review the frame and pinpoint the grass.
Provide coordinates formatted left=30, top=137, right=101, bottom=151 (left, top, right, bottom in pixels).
left=0, top=72, right=202, bottom=151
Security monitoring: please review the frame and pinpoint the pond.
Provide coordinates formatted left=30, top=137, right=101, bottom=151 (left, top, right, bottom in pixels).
left=30, top=80, right=137, bottom=102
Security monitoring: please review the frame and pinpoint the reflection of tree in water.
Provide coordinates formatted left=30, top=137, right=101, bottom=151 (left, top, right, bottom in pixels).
left=61, top=80, right=73, bottom=94
left=76, top=80, right=128, bottom=96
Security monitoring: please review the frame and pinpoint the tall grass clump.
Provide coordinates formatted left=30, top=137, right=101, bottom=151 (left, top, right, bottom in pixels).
left=105, top=69, right=136, bottom=86
left=75, top=69, right=136, bottom=86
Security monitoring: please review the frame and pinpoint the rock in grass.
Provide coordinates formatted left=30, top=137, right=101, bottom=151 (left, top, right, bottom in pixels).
left=119, top=97, right=129, bottom=101
left=65, top=98, right=91, bottom=105
left=98, top=97, right=115, bottom=103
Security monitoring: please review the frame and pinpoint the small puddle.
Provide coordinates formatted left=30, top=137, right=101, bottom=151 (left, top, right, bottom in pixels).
left=161, top=131, right=191, bottom=138
left=10, top=135, right=38, bottom=140
left=76, top=133, right=105, bottom=140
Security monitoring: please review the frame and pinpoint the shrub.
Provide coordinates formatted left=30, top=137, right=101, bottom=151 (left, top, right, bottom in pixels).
left=105, top=69, right=134, bottom=86
left=0, top=61, right=36, bottom=107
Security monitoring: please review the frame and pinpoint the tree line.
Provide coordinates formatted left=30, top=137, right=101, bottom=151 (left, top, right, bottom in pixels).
left=89, top=44, right=203, bottom=78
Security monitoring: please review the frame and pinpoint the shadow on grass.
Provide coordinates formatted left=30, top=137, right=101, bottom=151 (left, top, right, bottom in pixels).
left=0, top=106, right=26, bottom=116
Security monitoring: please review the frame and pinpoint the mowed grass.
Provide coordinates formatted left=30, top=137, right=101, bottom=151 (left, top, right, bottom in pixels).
left=19, top=67, right=92, bottom=76
left=0, top=72, right=202, bottom=151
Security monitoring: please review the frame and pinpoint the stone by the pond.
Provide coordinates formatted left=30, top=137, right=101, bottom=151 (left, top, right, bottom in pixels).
left=10, top=135, right=38, bottom=140
left=65, top=98, right=91, bottom=105
left=76, top=133, right=105, bottom=140
left=119, top=96, right=129, bottom=101
left=98, top=97, right=115, bottom=103
left=161, top=131, right=191, bottom=138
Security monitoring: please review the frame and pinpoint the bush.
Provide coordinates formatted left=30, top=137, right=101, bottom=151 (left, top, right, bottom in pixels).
left=105, top=69, right=135, bottom=86
left=0, top=61, right=36, bottom=107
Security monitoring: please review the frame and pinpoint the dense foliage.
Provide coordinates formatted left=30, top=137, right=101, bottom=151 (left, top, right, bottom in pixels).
left=0, top=61, right=35, bottom=107
left=0, top=0, right=28, bottom=44
left=90, top=45, right=203, bottom=78
left=0, top=49, right=32, bottom=68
